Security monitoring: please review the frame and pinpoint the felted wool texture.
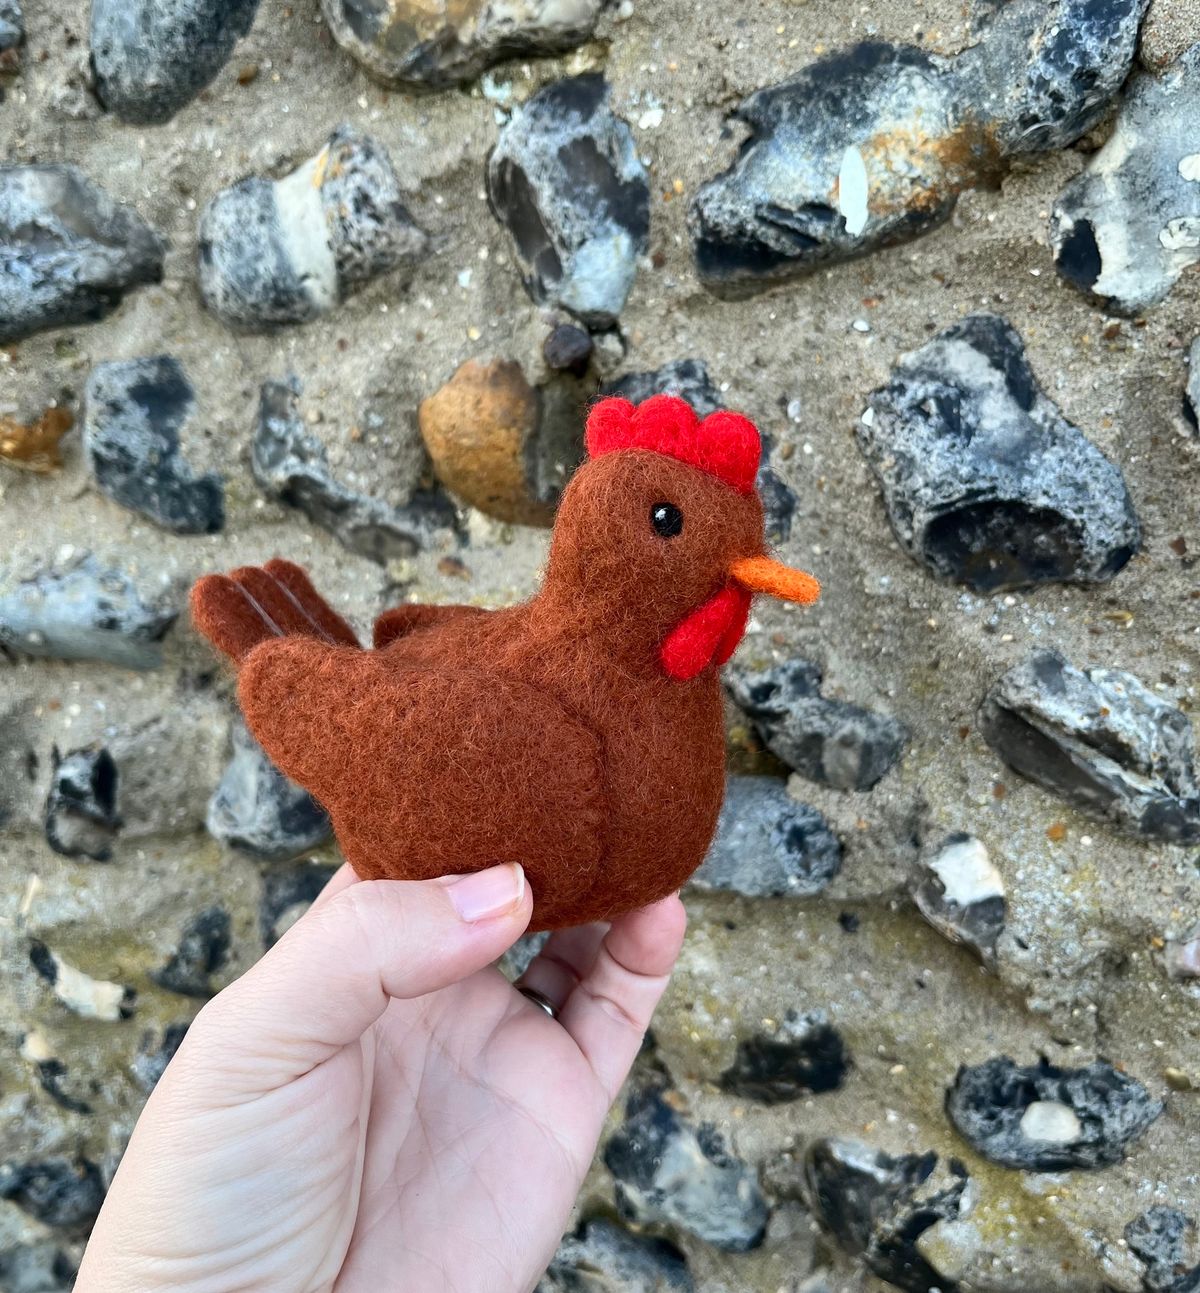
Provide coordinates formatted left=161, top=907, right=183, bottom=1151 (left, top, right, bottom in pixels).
left=660, top=584, right=753, bottom=681
left=730, top=555, right=821, bottom=605
left=194, top=402, right=808, bottom=929
left=191, top=558, right=360, bottom=661
left=586, top=394, right=761, bottom=495
left=374, top=603, right=485, bottom=649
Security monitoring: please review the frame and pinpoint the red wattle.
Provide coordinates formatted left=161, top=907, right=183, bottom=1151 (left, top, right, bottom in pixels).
left=659, top=584, right=752, bottom=681
left=713, top=585, right=752, bottom=666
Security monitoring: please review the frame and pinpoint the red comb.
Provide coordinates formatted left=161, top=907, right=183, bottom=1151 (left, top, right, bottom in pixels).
left=585, top=394, right=761, bottom=494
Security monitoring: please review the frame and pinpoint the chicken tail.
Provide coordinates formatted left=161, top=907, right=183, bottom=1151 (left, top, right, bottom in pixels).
left=191, top=559, right=360, bottom=664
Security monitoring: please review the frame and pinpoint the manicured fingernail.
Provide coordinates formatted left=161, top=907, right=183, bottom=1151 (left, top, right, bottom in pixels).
left=447, top=864, right=525, bottom=922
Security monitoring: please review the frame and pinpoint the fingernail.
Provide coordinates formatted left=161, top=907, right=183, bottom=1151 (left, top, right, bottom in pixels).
left=447, top=864, right=525, bottom=923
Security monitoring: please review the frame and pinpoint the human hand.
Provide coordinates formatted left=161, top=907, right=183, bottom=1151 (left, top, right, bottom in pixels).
left=75, top=863, right=687, bottom=1293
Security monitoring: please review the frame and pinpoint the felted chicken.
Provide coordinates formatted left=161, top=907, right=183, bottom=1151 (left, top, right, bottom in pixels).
left=192, top=394, right=820, bottom=930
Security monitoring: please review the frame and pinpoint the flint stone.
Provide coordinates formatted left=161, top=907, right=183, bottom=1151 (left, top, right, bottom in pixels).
left=979, top=649, right=1200, bottom=843
left=84, top=356, right=225, bottom=534
left=0, top=0, right=22, bottom=57
left=24, top=1041, right=92, bottom=1116
left=322, top=0, right=605, bottom=90
left=803, top=1138, right=970, bottom=1293
left=21, top=1031, right=91, bottom=1114
left=859, top=314, right=1139, bottom=592
left=44, top=746, right=121, bottom=862
left=604, top=1083, right=769, bottom=1252
left=487, top=74, right=650, bottom=328
left=0, top=1243, right=77, bottom=1293
left=911, top=833, right=1006, bottom=966
left=1186, top=337, right=1200, bottom=431
left=131, top=1022, right=189, bottom=1092
left=1052, top=46, right=1200, bottom=315
left=151, top=907, right=231, bottom=997
left=0, top=556, right=176, bottom=670
left=254, top=378, right=458, bottom=562
left=207, top=719, right=331, bottom=861
left=30, top=941, right=136, bottom=1022
left=600, top=359, right=797, bottom=543
left=538, top=1217, right=693, bottom=1293
left=601, top=358, right=723, bottom=418
left=542, top=323, right=593, bottom=377
left=691, top=0, right=1147, bottom=293
left=727, top=658, right=907, bottom=790
left=691, top=776, right=841, bottom=898
left=720, top=1008, right=850, bottom=1103
left=91, top=0, right=261, bottom=125
left=0, top=165, right=166, bottom=343
left=199, top=125, right=426, bottom=331
left=499, top=930, right=548, bottom=980
left=260, top=860, right=339, bottom=946
left=946, top=1056, right=1162, bottom=1170
left=0, top=1158, right=104, bottom=1231
left=1126, top=1207, right=1200, bottom=1293
left=1165, top=928, right=1200, bottom=980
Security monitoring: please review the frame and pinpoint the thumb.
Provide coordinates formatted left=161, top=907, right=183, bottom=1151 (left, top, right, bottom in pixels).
left=188, top=864, right=532, bottom=1086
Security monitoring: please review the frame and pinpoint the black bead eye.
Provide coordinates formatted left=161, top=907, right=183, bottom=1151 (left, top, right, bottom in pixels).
left=650, top=502, right=683, bottom=538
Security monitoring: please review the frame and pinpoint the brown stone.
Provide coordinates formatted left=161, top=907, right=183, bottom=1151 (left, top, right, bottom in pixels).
left=1139, top=0, right=1196, bottom=70
left=418, top=358, right=553, bottom=527
left=0, top=406, right=73, bottom=473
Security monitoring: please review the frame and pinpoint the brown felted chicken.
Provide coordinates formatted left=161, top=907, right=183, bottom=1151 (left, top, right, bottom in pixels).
left=192, top=394, right=819, bottom=930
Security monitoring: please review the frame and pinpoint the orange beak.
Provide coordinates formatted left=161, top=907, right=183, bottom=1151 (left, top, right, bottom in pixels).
left=730, top=556, right=821, bottom=605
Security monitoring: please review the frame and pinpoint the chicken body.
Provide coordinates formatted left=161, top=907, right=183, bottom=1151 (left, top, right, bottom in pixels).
left=193, top=398, right=818, bottom=930
left=236, top=595, right=725, bottom=930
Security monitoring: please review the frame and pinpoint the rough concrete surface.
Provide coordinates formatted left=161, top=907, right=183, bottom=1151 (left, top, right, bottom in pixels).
left=1, top=1, right=1198, bottom=1290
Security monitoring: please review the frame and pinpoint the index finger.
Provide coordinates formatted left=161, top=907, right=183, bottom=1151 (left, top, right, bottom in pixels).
left=556, top=894, right=687, bottom=1100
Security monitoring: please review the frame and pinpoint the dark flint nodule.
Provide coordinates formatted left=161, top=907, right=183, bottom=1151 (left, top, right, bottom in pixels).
left=0, top=0, right=23, bottom=60
left=91, top=0, right=261, bottom=125
left=0, top=1158, right=105, bottom=1231
left=260, top=860, right=340, bottom=946
left=1126, top=1206, right=1200, bottom=1293
left=726, top=658, right=908, bottom=791
left=320, top=0, right=604, bottom=91
left=690, top=0, right=1149, bottom=294
left=911, top=833, right=1006, bottom=965
left=542, top=324, right=593, bottom=377
left=604, top=1082, right=770, bottom=1252
left=692, top=776, right=842, bottom=898
left=198, top=125, right=426, bottom=331
left=0, top=1242, right=78, bottom=1293
left=537, top=1216, right=694, bottom=1293
left=980, top=650, right=1200, bottom=843
left=207, top=719, right=331, bottom=861
left=83, top=356, right=225, bottom=535
left=151, top=907, right=232, bottom=998
left=1052, top=45, right=1200, bottom=315
left=131, top=1022, right=189, bottom=1092
left=804, top=1138, right=970, bottom=1293
left=254, top=378, right=459, bottom=563
left=721, top=1008, right=850, bottom=1103
left=0, top=165, right=166, bottom=343
left=859, top=315, right=1139, bottom=592
left=44, top=746, right=121, bottom=862
left=0, top=557, right=177, bottom=671
left=487, top=74, right=650, bottom=329
left=946, top=1055, right=1162, bottom=1170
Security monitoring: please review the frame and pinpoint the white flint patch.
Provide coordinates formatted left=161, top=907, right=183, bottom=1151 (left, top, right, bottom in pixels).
left=1020, top=1100, right=1082, bottom=1144
left=837, top=145, right=870, bottom=236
